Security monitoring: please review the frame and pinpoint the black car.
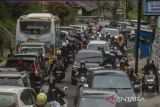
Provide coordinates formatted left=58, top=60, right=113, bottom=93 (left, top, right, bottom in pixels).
left=0, top=68, right=31, bottom=87
left=5, top=57, right=43, bottom=81
left=74, top=88, right=118, bottom=107
left=11, top=53, right=48, bottom=76
left=85, top=69, right=138, bottom=107
left=71, top=50, right=106, bottom=85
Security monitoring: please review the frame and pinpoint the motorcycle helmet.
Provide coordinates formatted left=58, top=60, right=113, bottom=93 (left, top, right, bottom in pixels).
left=80, top=61, right=86, bottom=68
left=57, top=49, right=61, bottom=56
left=36, top=93, right=47, bottom=105
left=62, top=42, right=67, bottom=47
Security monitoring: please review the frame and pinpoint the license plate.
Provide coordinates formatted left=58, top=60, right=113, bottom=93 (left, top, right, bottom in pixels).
left=56, top=71, right=62, bottom=73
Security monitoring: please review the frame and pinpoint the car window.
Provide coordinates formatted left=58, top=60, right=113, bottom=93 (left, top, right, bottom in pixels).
left=0, top=93, right=18, bottom=107
left=20, top=89, right=35, bottom=105
left=0, top=78, right=22, bottom=86
left=76, top=52, right=103, bottom=63
left=87, top=43, right=109, bottom=51
left=6, top=60, right=34, bottom=72
left=92, top=75, right=131, bottom=89
left=101, top=29, right=119, bottom=36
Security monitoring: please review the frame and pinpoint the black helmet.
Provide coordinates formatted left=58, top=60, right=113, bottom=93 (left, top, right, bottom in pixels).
left=80, top=61, right=86, bottom=68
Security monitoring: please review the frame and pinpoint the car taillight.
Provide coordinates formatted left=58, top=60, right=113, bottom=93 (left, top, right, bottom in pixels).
left=33, top=63, right=38, bottom=75
left=57, top=65, right=62, bottom=70
left=16, top=45, right=20, bottom=53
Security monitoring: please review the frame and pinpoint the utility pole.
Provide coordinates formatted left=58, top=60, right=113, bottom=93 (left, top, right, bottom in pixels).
left=41, top=0, right=42, bottom=12
left=126, top=0, right=128, bottom=19
left=135, top=0, right=142, bottom=74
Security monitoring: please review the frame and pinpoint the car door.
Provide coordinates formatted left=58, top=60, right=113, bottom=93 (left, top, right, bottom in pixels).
left=20, top=89, right=36, bottom=106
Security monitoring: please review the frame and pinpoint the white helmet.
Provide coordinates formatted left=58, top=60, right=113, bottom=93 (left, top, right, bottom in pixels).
left=57, top=50, right=61, bottom=55
left=62, top=42, right=67, bottom=47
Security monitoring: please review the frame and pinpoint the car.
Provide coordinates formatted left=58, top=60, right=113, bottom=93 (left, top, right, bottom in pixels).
left=86, top=40, right=110, bottom=54
left=19, top=42, right=50, bottom=68
left=74, top=88, right=118, bottom=107
left=85, top=69, right=138, bottom=107
left=71, top=50, right=106, bottom=85
left=12, top=53, right=48, bottom=76
left=5, top=57, right=43, bottom=81
left=69, top=24, right=87, bottom=33
left=0, top=86, right=36, bottom=107
left=100, top=28, right=121, bottom=39
left=0, top=68, right=31, bottom=87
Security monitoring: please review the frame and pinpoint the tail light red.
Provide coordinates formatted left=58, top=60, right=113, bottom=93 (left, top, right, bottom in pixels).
left=16, top=45, right=20, bottom=53
left=33, top=63, right=38, bottom=76
left=57, top=65, right=62, bottom=70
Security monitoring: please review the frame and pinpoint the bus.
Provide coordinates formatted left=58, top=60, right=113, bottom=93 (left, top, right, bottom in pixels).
left=16, top=13, right=61, bottom=58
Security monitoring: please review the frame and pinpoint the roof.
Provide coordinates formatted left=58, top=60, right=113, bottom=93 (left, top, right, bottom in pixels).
left=8, top=57, right=35, bottom=61
left=0, top=68, right=17, bottom=72
left=82, top=88, right=117, bottom=95
left=93, top=69, right=127, bottom=76
left=0, top=86, right=28, bottom=93
left=21, top=42, right=45, bottom=46
left=0, top=71, right=22, bottom=78
left=61, top=26, right=73, bottom=29
left=101, top=28, right=119, bottom=31
left=88, top=40, right=107, bottom=44
left=14, top=53, right=39, bottom=57
left=27, top=13, right=53, bottom=18
left=78, top=49, right=102, bottom=54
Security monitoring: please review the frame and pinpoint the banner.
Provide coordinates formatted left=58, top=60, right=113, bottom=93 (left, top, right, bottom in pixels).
left=144, top=0, right=160, bottom=15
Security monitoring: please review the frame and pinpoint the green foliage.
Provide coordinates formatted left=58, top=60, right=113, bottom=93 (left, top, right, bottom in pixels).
left=47, top=3, right=72, bottom=25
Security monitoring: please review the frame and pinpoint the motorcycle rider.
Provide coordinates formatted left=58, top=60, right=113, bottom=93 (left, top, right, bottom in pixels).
left=33, top=93, right=51, bottom=107
left=77, top=61, right=89, bottom=75
left=142, top=59, right=159, bottom=93
left=40, top=77, right=65, bottom=107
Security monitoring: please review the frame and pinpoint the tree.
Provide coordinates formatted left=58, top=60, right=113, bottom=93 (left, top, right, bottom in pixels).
left=47, top=3, right=71, bottom=25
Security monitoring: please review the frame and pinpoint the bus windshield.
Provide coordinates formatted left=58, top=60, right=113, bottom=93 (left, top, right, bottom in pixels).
left=20, top=20, right=51, bottom=35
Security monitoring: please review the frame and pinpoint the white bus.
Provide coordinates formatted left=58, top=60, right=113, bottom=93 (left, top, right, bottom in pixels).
left=16, top=13, right=61, bottom=56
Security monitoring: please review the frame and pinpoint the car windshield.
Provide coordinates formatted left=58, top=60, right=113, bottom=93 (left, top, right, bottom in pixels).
left=79, top=97, right=113, bottom=107
left=87, top=43, right=109, bottom=51
left=0, top=93, right=18, bottom=107
left=20, top=46, right=44, bottom=54
left=20, top=20, right=51, bottom=35
left=6, top=60, right=34, bottom=72
left=76, top=52, right=103, bottom=63
left=0, top=78, right=22, bottom=86
left=101, top=29, right=119, bottom=36
left=92, top=75, right=131, bottom=89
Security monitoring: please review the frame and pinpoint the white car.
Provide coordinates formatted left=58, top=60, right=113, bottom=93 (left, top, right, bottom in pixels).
left=0, top=86, right=36, bottom=107
left=99, top=28, right=122, bottom=39
left=86, top=40, right=110, bottom=54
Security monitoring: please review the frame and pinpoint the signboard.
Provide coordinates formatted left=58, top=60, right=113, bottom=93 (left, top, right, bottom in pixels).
left=144, top=0, right=160, bottom=15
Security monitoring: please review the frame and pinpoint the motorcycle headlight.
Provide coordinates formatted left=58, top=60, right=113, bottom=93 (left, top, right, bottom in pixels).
left=147, top=79, right=154, bottom=82
left=80, top=76, right=86, bottom=83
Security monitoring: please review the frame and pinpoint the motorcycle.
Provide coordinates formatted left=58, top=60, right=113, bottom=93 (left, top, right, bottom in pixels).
left=77, top=74, right=88, bottom=90
left=57, top=87, right=68, bottom=107
left=144, top=73, right=156, bottom=93
left=53, top=60, right=65, bottom=81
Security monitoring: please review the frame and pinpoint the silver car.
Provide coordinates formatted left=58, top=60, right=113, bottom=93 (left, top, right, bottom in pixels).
left=0, top=86, right=36, bottom=107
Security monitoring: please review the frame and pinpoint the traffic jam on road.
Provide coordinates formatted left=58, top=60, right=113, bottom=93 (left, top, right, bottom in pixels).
left=0, top=12, right=158, bottom=107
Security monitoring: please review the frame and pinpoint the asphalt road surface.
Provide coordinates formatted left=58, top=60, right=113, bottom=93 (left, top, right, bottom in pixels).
left=56, top=64, right=160, bottom=107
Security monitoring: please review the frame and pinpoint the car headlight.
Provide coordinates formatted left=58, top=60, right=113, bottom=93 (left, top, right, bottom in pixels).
left=147, top=79, right=154, bottom=82
left=80, top=76, right=86, bottom=83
